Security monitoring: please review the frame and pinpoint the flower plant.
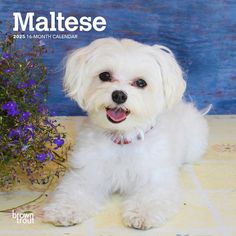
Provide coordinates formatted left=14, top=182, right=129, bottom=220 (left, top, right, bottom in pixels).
left=0, top=33, right=66, bottom=190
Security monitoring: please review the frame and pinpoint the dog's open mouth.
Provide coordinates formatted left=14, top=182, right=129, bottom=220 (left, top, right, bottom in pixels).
left=106, top=107, right=130, bottom=123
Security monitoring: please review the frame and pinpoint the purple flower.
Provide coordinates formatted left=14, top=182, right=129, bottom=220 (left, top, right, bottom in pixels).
left=17, top=82, right=28, bottom=89
left=48, top=151, right=54, bottom=160
left=53, top=137, right=64, bottom=149
left=23, top=124, right=35, bottom=139
left=2, top=101, right=18, bottom=116
left=36, top=151, right=54, bottom=162
left=2, top=52, right=11, bottom=59
left=24, top=124, right=34, bottom=131
left=36, top=153, right=47, bottom=162
left=8, top=129, right=21, bottom=139
left=38, top=106, right=47, bottom=115
left=44, top=119, right=56, bottom=128
left=19, top=111, right=30, bottom=122
left=27, top=79, right=36, bottom=87
left=4, top=68, right=14, bottom=73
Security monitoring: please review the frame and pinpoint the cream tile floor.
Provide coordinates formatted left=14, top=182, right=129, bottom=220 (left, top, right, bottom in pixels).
left=0, top=115, right=236, bottom=236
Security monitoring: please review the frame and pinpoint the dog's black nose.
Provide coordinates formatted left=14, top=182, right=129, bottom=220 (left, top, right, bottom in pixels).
left=112, top=90, right=127, bottom=104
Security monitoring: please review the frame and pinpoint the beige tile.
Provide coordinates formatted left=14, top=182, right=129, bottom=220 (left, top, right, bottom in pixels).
left=94, top=195, right=123, bottom=228
left=94, top=228, right=174, bottom=236
left=206, top=116, right=236, bottom=145
left=208, top=190, right=236, bottom=228
left=180, top=167, right=196, bottom=189
left=204, top=116, right=236, bottom=161
left=204, top=143, right=236, bottom=161
left=193, top=163, right=236, bottom=189
left=0, top=191, right=40, bottom=210
left=0, top=213, right=88, bottom=235
left=95, top=191, right=218, bottom=231
left=163, top=190, right=218, bottom=229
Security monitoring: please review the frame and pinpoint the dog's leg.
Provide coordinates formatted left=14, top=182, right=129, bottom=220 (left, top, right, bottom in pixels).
left=43, top=167, right=108, bottom=226
left=122, top=171, right=182, bottom=230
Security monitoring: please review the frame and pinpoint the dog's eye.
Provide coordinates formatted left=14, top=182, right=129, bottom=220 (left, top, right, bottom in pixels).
left=99, top=72, right=112, bottom=82
left=132, top=79, right=147, bottom=88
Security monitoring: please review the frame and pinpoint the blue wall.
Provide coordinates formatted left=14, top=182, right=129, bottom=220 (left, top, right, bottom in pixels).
left=1, top=0, right=236, bottom=115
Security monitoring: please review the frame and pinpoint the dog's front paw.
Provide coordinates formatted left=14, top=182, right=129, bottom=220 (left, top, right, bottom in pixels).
left=122, top=193, right=181, bottom=230
left=123, top=212, right=153, bottom=230
left=123, top=205, right=161, bottom=230
left=43, top=203, right=86, bottom=227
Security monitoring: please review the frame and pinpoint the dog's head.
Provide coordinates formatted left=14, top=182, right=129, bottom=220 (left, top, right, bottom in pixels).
left=63, top=38, right=186, bottom=131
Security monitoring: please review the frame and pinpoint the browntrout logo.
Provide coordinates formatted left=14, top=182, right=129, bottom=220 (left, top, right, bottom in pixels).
left=12, top=210, right=34, bottom=224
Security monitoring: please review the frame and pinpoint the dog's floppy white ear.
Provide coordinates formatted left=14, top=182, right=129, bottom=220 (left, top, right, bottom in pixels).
left=63, top=46, right=90, bottom=110
left=152, top=45, right=186, bottom=109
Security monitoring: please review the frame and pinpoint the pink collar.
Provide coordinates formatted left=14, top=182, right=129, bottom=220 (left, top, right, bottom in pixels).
left=107, top=125, right=154, bottom=145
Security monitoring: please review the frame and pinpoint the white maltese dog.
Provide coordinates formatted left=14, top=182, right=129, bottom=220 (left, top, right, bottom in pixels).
left=43, top=38, right=208, bottom=229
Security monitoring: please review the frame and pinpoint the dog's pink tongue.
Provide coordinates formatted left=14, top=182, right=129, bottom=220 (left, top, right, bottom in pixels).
left=106, top=108, right=127, bottom=122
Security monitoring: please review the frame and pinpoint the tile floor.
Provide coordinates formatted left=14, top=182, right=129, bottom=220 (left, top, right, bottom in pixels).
left=0, top=115, right=235, bottom=236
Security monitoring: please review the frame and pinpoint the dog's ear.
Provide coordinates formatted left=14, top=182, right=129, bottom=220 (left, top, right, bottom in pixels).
left=63, top=45, right=92, bottom=110
left=151, top=45, right=186, bottom=109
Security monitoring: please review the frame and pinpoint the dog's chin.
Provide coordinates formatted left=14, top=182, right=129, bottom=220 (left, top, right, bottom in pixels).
left=105, top=107, right=130, bottom=124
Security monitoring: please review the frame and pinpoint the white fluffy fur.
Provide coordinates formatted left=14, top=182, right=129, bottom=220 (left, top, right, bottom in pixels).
left=43, top=38, right=208, bottom=229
